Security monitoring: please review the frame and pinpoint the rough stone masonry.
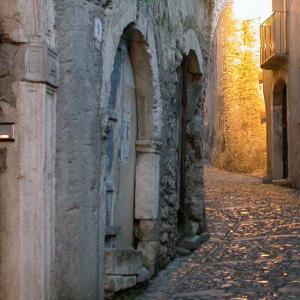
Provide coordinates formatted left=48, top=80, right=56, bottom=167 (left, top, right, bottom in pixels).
left=0, top=0, right=224, bottom=299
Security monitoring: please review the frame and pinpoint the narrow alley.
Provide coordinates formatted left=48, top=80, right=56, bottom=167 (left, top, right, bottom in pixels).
left=2, top=1, right=300, bottom=299
left=137, top=166, right=300, bottom=299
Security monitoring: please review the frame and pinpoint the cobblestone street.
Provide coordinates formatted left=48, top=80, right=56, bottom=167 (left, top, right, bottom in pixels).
left=137, top=166, right=300, bottom=299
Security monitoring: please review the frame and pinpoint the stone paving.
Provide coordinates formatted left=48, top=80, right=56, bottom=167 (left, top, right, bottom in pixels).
left=136, top=166, right=300, bottom=299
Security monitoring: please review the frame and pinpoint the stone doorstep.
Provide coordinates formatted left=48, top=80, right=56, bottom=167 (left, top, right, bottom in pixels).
left=105, top=249, right=143, bottom=276
left=178, top=232, right=210, bottom=250
left=104, top=267, right=150, bottom=294
left=176, top=246, right=192, bottom=256
left=272, top=179, right=293, bottom=188
left=104, top=275, right=137, bottom=293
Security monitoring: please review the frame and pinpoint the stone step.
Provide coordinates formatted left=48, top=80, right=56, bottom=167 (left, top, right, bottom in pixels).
left=105, top=249, right=143, bottom=276
left=272, top=179, right=292, bottom=188
left=104, top=275, right=137, bottom=294
left=178, top=233, right=210, bottom=250
left=176, top=246, right=191, bottom=256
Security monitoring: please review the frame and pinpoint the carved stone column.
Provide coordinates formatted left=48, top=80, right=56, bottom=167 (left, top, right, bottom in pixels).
left=15, top=41, right=58, bottom=300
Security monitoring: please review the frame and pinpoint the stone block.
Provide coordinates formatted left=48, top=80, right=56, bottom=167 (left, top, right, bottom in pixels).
left=178, top=233, right=209, bottom=250
left=135, top=220, right=160, bottom=242
left=138, top=241, right=160, bottom=275
left=135, top=153, right=160, bottom=219
left=190, top=221, right=200, bottom=235
left=104, top=275, right=137, bottom=292
left=272, top=179, right=292, bottom=188
left=189, top=200, right=205, bottom=222
left=176, top=247, right=191, bottom=256
left=137, top=267, right=151, bottom=284
left=105, top=249, right=143, bottom=275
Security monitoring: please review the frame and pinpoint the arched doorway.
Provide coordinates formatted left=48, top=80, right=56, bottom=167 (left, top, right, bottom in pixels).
left=176, top=51, right=204, bottom=241
left=105, top=26, right=161, bottom=250
left=272, top=80, right=288, bottom=179
left=104, top=25, right=162, bottom=295
left=105, top=36, right=137, bottom=249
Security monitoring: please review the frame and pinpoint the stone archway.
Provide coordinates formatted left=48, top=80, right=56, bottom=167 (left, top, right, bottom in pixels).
left=272, top=79, right=288, bottom=180
left=103, top=24, right=162, bottom=296
left=128, top=27, right=162, bottom=275
left=104, top=26, right=161, bottom=249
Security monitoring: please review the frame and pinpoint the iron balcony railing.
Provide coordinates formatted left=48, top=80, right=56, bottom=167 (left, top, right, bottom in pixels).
left=260, top=11, right=287, bottom=69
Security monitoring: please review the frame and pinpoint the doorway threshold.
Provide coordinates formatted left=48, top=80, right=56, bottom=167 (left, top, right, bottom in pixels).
left=272, top=179, right=292, bottom=188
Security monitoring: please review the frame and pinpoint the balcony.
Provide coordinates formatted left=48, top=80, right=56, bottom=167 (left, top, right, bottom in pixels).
left=260, top=11, right=287, bottom=69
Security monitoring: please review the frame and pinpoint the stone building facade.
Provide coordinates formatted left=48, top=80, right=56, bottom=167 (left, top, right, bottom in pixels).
left=0, top=1, right=57, bottom=299
left=261, top=0, right=300, bottom=188
left=0, top=0, right=218, bottom=299
left=204, top=1, right=267, bottom=174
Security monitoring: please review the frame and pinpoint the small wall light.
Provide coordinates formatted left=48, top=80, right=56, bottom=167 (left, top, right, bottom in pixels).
left=0, top=123, right=15, bottom=142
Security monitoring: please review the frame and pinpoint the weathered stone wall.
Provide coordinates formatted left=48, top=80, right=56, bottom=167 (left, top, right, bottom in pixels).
left=0, top=1, right=57, bottom=299
left=0, top=0, right=220, bottom=299
left=54, top=1, right=103, bottom=299
left=97, top=0, right=215, bottom=297
left=204, top=3, right=267, bottom=174
left=135, top=0, right=213, bottom=269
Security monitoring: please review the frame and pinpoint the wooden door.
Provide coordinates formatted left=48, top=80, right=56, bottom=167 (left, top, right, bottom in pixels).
left=105, top=38, right=136, bottom=249
left=106, top=45, right=123, bottom=242
left=115, top=40, right=137, bottom=249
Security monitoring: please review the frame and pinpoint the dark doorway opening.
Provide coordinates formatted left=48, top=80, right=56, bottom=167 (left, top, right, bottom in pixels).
left=273, top=80, right=288, bottom=180
left=282, top=84, right=288, bottom=179
left=176, top=52, right=203, bottom=239
left=176, top=58, right=188, bottom=238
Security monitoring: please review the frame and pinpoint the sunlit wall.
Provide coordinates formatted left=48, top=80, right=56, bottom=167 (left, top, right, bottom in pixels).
left=204, top=0, right=272, bottom=173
